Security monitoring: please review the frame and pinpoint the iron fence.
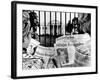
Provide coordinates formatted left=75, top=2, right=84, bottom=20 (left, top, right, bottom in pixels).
left=29, top=10, right=79, bottom=47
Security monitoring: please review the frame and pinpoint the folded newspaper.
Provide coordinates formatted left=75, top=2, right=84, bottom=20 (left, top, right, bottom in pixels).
left=23, top=44, right=57, bottom=69
left=23, top=39, right=40, bottom=58
left=34, top=45, right=56, bottom=69
left=54, top=38, right=76, bottom=67
left=55, top=33, right=91, bottom=67
left=23, top=33, right=91, bottom=70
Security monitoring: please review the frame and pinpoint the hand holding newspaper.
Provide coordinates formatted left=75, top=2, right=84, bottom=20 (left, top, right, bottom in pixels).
left=26, top=39, right=40, bottom=57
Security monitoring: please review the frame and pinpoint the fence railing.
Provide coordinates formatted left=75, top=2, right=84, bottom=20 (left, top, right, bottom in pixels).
left=31, top=10, right=79, bottom=47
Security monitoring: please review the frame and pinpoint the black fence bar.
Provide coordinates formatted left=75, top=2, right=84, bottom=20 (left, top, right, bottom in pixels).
left=38, top=11, right=40, bottom=42
left=69, top=12, right=72, bottom=35
left=70, top=12, right=71, bottom=22
left=50, top=11, right=51, bottom=46
left=55, top=12, right=57, bottom=43
left=65, top=12, right=66, bottom=35
left=60, top=12, right=62, bottom=35
left=74, top=12, right=76, bottom=18
left=55, top=12, right=57, bottom=36
left=77, top=13, right=79, bottom=18
left=44, top=11, right=46, bottom=46
left=35, top=10, right=82, bottom=47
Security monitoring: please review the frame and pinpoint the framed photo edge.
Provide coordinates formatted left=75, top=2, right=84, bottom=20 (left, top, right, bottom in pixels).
left=11, top=1, right=98, bottom=79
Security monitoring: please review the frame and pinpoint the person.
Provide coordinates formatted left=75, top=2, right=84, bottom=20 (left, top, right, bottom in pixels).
left=71, top=17, right=80, bottom=34
left=22, top=10, right=31, bottom=49
left=78, top=13, right=91, bottom=36
left=56, top=48, right=69, bottom=67
left=66, top=21, right=73, bottom=34
left=22, top=10, right=40, bottom=58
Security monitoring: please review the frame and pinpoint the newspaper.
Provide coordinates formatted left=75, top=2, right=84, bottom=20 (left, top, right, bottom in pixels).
left=23, top=39, right=40, bottom=58
left=22, top=58, right=44, bottom=70
left=54, top=39, right=76, bottom=67
left=23, top=45, right=57, bottom=69
left=55, top=33, right=91, bottom=66
left=34, top=45, right=56, bottom=69
left=75, top=39, right=91, bottom=66
left=22, top=33, right=91, bottom=70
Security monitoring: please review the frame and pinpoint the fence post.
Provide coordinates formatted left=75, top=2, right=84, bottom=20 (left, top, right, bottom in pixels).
left=44, top=11, right=46, bottom=46
left=38, top=11, right=40, bottom=42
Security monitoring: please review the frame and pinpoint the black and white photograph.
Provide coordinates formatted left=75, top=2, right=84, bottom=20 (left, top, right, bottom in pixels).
left=22, top=9, right=91, bottom=69
left=11, top=1, right=97, bottom=79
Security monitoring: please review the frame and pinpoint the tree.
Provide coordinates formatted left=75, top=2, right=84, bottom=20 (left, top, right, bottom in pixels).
left=78, top=14, right=91, bottom=35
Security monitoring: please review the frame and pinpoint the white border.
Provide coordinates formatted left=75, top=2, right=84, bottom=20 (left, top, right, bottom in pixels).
left=17, top=3, right=96, bottom=77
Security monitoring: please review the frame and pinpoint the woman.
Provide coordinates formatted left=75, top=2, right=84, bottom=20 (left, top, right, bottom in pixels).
left=22, top=10, right=39, bottom=58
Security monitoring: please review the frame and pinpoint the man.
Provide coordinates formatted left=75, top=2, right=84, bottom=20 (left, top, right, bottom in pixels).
left=71, top=17, right=79, bottom=34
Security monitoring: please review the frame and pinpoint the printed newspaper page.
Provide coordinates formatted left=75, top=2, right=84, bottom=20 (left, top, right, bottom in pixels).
left=54, top=37, right=76, bottom=67
left=55, top=33, right=91, bottom=67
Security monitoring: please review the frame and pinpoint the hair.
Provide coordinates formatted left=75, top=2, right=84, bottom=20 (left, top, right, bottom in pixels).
left=78, top=13, right=91, bottom=35
left=22, top=10, right=31, bottom=43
